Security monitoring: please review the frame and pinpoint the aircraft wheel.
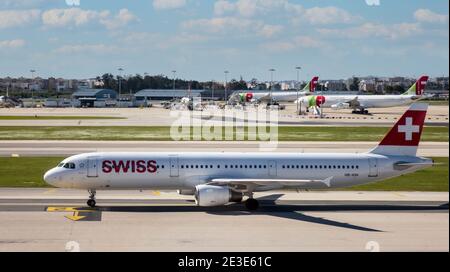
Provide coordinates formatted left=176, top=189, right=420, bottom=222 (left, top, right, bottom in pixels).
left=87, top=199, right=96, bottom=208
left=245, top=198, right=259, bottom=211
left=364, top=110, right=369, bottom=114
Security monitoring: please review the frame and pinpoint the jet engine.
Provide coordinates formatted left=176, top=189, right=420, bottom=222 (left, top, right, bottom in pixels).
left=195, top=185, right=243, bottom=207
left=178, top=189, right=195, bottom=195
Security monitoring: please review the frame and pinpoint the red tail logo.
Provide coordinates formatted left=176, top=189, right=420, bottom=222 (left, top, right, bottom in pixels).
left=379, top=104, right=427, bottom=147
left=416, top=76, right=428, bottom=95
left=310, top=76, right=319, bottom=92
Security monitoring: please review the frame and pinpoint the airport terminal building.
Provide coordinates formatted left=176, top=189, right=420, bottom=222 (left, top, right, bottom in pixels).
left=134, top=89, right=204, bottom=106
left=72, top=89, right=117, bottom=107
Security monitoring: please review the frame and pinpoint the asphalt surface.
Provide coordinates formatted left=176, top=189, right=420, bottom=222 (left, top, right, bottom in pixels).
left=0, top=190, right=448, bottom=252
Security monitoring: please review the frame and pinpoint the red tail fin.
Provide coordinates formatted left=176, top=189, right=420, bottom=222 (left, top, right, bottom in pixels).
left=310, top=76, right=319, bottom=92
left=370, top=103, right=428, bottom=156
left=415, top=76, right=429, bottom=95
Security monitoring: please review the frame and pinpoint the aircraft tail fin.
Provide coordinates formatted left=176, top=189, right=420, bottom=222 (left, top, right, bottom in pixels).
left=302, top=76, right=319, bottom=93
left=369, top=103, right=428, bottom=156
left=402, top=76, right=428, bottom=96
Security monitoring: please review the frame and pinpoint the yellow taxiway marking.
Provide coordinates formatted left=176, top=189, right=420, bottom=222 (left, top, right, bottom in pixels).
left=46, top=207, right=95, bottom=213
left=151, top=191, right=161, bottom=196
left=43, top=189, right=57, bottom=195
left=65, top=211, right=86, bottom=221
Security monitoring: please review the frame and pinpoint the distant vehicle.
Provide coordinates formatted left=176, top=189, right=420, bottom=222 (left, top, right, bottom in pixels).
left=0, top=96, right=22, bottom=108
left=44, top=103, right=432, bottom=210
left=230, top=76, right=319, bottom=104
left=297, top=76, right=429, bottom=115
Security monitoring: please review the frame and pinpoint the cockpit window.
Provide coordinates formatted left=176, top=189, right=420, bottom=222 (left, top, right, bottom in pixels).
left=63, top=163, right=76, bottom=169
left=58, top=163, right=64, bottom=167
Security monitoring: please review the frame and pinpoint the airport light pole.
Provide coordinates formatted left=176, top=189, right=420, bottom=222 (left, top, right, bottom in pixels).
left=172, top=70, right=176, bottom=100
left=269, top=68, right=275, bottom=104
left=30, top=69, right=36, bottom=107
left=296, top=66, right=302, bottom=115
left=224, top=70, right=229, bottom=103
left=118, top=68, right=124, bottom=107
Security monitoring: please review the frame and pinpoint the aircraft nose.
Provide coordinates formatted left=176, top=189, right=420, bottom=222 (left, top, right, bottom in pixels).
left=43, top=168, right=58, bottom=186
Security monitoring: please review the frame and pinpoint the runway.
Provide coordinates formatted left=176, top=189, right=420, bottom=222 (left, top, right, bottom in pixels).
left=0, top=189, right=448, bottom=252
left=0, top=140, right=448, bottom=157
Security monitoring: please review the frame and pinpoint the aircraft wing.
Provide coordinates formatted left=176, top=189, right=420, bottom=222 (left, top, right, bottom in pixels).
left=208, top=177, right=333, bottom=188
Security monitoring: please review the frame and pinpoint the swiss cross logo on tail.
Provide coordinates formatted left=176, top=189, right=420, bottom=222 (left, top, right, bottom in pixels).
left=379, top=103, right=428, bottom=147
left=398, top=117, right=420, bottom=141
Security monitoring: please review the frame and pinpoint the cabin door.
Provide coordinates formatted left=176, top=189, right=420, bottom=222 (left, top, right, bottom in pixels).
left=368, top=158, right=379, bottom=177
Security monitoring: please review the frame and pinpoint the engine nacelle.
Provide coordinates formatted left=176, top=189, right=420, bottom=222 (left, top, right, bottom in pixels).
left=178, top=189, right=195, bottom=196
left=331, top=102, right=350, bottom=110
left=195, top=185, right=243, bottom=207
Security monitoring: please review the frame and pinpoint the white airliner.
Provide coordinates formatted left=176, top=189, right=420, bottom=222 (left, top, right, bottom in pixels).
left=230, top=76, right=319, bottom=104
left=44, top=103, right=432, bottom=210
left=297, top=76, right=428, bottom=114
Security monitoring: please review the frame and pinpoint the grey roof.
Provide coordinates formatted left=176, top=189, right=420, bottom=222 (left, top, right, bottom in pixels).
left=72, top=89, right=116, bottom=97
left=135, top=89, right=204, bottom=97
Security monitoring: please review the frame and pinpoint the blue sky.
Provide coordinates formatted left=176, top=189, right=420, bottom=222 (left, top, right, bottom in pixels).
left=0, top=0, right=448, bottom=81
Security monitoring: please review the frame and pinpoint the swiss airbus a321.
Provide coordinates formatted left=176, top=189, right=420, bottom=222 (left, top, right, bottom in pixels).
left=44, top=103, right=432, bottom=210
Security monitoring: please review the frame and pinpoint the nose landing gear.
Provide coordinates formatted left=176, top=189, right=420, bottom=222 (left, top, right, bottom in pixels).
left=87, top=189, right=96, bottom=208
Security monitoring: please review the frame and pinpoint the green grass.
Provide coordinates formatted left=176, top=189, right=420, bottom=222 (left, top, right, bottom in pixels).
left=0, top=116, right=126, bottom=120
left=0, top=157, right=447, bottom=191
left=346, top=157, right=449, bottom=192
left=424, top=100, right=449, bottom=106
left=0, top=157, right=63, bottom=187
left=0, top=126, right=447, bottom=141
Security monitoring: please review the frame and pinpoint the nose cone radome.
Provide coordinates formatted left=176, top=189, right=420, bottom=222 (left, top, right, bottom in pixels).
left=43, top=168, right=58, bottom=187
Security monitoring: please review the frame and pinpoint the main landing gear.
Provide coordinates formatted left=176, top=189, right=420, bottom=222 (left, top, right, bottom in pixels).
left=352, top=109, right=369, bottom=115
left=87, top=189, right=96, bottom=208
left=245, top=198, right=259, bottom=210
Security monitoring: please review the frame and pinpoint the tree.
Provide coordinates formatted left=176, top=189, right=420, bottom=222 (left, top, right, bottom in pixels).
left=349, top=77, right=360, bottom=91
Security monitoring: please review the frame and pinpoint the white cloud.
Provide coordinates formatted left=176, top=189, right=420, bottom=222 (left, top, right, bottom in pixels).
left=182, top=17, right=283, bottom=38
left=214, top=0, right=290, bottom=17
left=213, top=1, right=357, bottom=25
left=262, top=36, right=324, bottom=52
left=100, top=9, right=138, bottom=29
left=414, top=9, right=449, bottom=24
left=0, top=9, right=41, bottom=29
left=42, top=8, right=107, bottom=27
left=0, top=0, right=57, bottom=8
left=55, top=44, right=118, bottom=54
left=318, top=22, right=423, bottom=40
left=41, top=8, right=137, bottom=29
left=0, top=39, right=26, bottom=49
left=153, top=0, right=186, bottom=10
left=302, top=6, right=359, bottom=25
left=258, top=24, right=283, bottom=38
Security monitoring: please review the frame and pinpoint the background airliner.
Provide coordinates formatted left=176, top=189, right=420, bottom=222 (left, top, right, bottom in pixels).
left=44, top=103, right=432, bottom=210
left=297, top=76, right=429, bottom=114
left=230, top=76, right=319, bottom=104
